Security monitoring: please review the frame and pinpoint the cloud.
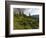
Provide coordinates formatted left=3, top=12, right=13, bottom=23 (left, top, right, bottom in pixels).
left=24, top=8, right=39, bottom=16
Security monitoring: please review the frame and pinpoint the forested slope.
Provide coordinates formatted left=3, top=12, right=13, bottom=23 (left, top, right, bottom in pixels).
left=14, top=13, right=39, bottom=30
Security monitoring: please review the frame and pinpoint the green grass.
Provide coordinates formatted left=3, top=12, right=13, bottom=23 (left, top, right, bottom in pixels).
left=13, top=14, right=39, bottom=30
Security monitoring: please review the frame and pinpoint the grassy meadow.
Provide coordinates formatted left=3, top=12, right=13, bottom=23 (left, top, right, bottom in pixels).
left=13, top=13, right=39, bottom=30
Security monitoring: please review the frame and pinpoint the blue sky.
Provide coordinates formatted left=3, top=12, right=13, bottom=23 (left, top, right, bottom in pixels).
left=24, top=8, right=39, bottom=16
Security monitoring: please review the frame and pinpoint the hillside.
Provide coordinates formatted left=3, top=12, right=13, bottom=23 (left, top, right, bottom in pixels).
left=14, top=14, right=39, bottom=30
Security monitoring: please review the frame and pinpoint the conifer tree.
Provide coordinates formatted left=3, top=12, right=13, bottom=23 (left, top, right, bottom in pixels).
left=29, top=13, right=30, bottom=16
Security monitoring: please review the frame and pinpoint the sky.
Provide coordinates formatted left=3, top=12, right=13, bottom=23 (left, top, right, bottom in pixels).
left=14, top=8, right=40, bottom=16
left=24, top=8, right=39, bottom=16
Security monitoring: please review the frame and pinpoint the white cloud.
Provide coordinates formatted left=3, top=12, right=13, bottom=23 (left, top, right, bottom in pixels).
left=24, top=8, right=39, bottom=16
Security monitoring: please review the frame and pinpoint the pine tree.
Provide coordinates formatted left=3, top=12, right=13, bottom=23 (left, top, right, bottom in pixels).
left=29, top=13, right=30, bottom=16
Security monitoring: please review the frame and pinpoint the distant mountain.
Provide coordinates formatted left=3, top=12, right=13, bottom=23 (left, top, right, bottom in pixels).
left=31, top=15, right=39, bottom=20
left=32, top=15, right=39, bottom=18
